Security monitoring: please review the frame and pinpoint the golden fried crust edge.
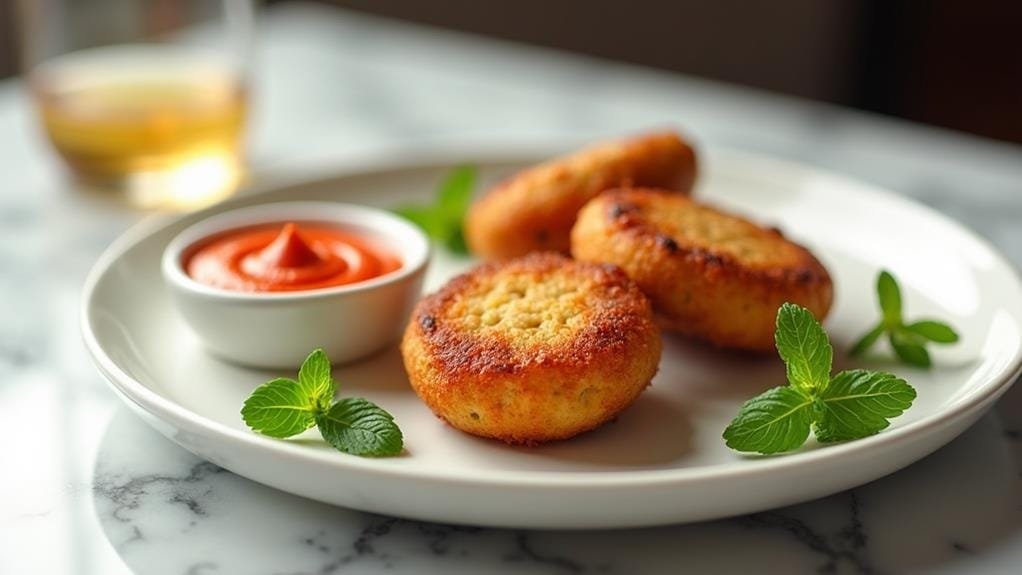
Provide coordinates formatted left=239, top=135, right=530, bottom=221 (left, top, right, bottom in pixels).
left=403, top=253, right=659, bottom=380
left=571, top=189, right=834, bottom=351
left=465, top=131, right=697, bottom=259
left=399, top=253, right=663, bottom=444
left=401, top=323, right=661, bottom=444
left=590, top=189, right=833, bottom=289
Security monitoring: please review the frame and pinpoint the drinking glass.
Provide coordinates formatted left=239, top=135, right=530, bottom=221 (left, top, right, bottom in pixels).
left=18, top=0, right=256, bottom=210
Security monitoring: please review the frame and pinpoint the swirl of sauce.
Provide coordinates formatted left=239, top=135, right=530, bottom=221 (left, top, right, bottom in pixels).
left=185, top=222, right=402, bottom=292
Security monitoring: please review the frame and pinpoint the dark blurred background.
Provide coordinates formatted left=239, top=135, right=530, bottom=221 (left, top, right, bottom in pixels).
left=4, top=0, right=1019, bottom=144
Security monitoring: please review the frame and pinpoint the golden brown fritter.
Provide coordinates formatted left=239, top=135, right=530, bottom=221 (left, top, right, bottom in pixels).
left=571, top=189, right=833, bottom=352
left=465, top=131, right=697, bottom=260
left=401, top=253, right=661, bottom=444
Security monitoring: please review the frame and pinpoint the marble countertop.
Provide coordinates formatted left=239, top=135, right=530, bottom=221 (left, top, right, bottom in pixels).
left=2, top=3, right=1022, bottom=574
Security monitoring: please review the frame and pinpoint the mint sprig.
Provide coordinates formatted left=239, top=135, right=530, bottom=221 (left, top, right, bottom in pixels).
left=774, top=300, right=832, bottom=395
left=813, top=370, right=917, bottom=442
left=850, top=270, right=959, bottom=367
left=723, top=303, right=916, bottom=455
left=394, top=165, right=476, bottom=254
left=317, top=398, right=403, bottom=456
left=721, top=386, right=814, bottom=454
left=241, top=349, right=403, bottom=457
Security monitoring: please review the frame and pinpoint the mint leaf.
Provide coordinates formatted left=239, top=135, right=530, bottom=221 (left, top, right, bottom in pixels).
left=297, top=348, right=335, bottom=410
left=814, top=370, right=915, bottom=442
left=437, top=165, right=476, bottom=219
left=726, top=303, right=918, bottom=455
left=850, top=322, right=884, bottom=357
left=394, top=166, right=476, bottom=255
left=241, top=378, right=317, bottom=438
left=850, top=270, right=958, bottom=367
left=723, top=386, right=814, bottom=454
left=774, top=302, right=832, bottom=394
left=904, top=320, right=959, bottom=344
left=394, top=205, right=447, bottom=239
left=447, top=227, right=469, bottom=254
left=890, top=331, right=931, bottom=367
left=877, top=270, right=902, bottom=325
left=242, top=350, right=403, bottom=457
left=316, top=397, right=404, bottom=457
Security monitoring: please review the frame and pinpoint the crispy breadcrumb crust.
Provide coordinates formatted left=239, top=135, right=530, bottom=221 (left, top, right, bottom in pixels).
left=465, top=131, right=697, bottom=259
left=401, top=253, right=662, bottom=444
left=571, top=188, right=833, bottom=351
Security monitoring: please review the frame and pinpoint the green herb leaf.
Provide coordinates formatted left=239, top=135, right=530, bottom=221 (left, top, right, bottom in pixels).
left=393, top=206, right=447, bottom=240
left=877, top=270, right=902, bottom=325
left=242, top=350, right=403, bottom=457
left=241, top=378, right=317, bottom=438
left=904, top=320, right=960, bottom=344
left=297, top=348, right=335, bottom=410
left=723, top=386, right=814, bottom=454
left=849, top=322, right=885, bottom=357
left=437, top=165, right=476, bottom=219
left=889, top=330, right=932, bottom=367
left=316, top=397, right=404, bottom=457
left=726, top=303, right=918, bottom=455
left=814, top=370, right=916, bottom=442
left=447, top=227, right=469, bottom=254
left=394, top=166, right=477, bottom=254
left=774, top=302, right=833, bottom=394
left=850, top=270, right=958, bottom=367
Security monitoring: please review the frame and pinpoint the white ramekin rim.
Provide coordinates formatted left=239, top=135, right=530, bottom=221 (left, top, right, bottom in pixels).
left=161, top=201, right=432, bottom=302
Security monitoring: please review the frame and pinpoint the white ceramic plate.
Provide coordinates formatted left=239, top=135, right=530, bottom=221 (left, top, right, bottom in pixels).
left=82, top=146, right=1022, bottom=529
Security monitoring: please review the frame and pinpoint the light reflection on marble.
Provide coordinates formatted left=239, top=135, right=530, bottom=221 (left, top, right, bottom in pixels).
left=2, top=2, right=1022, bottom=574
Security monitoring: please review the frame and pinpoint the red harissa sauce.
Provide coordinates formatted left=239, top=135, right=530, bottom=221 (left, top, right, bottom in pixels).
left=185, top=222, right=402, bottom=292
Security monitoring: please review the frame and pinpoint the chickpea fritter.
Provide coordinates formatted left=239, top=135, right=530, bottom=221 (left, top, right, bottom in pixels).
left=571, top=189, right=833, bottom=352
left=465, top=131, right=697, bottom=260
left=401, top=253, right=661, bottom=444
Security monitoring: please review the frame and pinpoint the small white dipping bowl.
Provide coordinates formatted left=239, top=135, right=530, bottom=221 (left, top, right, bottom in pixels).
left=162, top=202, right=430, bottom=368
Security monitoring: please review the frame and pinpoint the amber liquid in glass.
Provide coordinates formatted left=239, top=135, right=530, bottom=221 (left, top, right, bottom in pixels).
left=32, top=45, right=247, bottom=209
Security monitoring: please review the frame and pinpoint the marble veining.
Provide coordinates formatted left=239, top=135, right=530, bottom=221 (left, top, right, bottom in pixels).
left=94, top=461, right=226, bottom=530
left=79, top=399, right=1022, bottom=575
left=2, top=2, right=1022, bottom=574
left=739, top=494, right=873, bottom=575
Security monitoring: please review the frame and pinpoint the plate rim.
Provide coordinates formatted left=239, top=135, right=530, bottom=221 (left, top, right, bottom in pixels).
left=81, top=143, right=1022, bottom=491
